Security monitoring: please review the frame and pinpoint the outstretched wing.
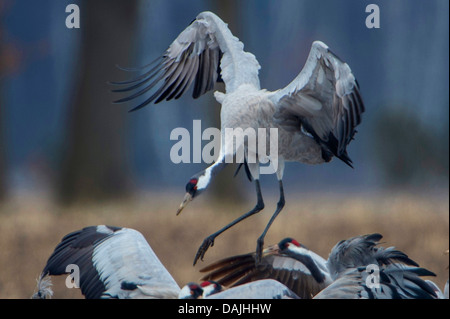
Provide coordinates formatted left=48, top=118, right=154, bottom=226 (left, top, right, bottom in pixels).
left=199, top=245, right=329, bottom=299
left=38, top=225, right=180, bottom=299
left=112, top=11, right=261, bottom=111
left=271, top=41, right=364, bottom=167
left=314, top=265, right=437, bottom=299
left=327, top=233, right=420, bottom=279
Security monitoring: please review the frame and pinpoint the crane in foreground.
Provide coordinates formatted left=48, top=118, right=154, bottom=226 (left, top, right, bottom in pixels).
left=32, top=225, right=298, bottom=299
left=32, top=225, right=181, bottom=299
left=111, top=11, right=365, bottom=265
left=179, top=279, right=299, bottom=299
left=200, top=233, right=439, bottom=299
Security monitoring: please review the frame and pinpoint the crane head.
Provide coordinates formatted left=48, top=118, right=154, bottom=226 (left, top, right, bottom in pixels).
left=277, top=237, right=311, bottom=255
left=200, top=280, right=223, bottom=297
left=277, top=237, right=302, bottom=250
left=179, top=282, right=204, bottom=299
left=177, top=171, right=211, bottom=215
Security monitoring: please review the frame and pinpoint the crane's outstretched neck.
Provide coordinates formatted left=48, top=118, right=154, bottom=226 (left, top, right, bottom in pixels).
left=279, top=241, right=328, bottom=284
left=196, top=158, right=227, bottom=191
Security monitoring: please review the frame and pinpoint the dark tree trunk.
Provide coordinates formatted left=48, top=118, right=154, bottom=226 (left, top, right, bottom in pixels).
left=57, top=0, right=139, bottom=204
left=0, top=9, right=7, bottom=202
left=0, top=100, right=5, bottom=202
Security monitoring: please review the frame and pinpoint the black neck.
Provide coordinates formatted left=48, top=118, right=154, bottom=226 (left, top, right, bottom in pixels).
left=285, top=251, right=326, bottom=284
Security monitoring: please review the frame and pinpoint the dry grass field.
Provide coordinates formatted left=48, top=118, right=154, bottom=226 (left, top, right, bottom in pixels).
left=0, top=190, right=448, bottom=299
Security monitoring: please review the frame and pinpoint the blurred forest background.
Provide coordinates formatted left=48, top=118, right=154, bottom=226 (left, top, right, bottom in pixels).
left=0, top=0, right=448, bottom=298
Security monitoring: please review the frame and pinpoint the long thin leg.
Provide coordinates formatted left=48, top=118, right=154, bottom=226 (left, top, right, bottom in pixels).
left=256, top=180, right=285, bottom=263
left=193, top=179, right=265, bottom=265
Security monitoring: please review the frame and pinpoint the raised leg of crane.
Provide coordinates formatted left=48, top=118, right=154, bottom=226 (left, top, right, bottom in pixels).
left=256, top=180, right=285, bottom=264
left=193, top=179, right=265, bottom=265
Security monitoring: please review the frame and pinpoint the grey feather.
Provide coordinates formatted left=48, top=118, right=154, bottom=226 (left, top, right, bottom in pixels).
left=205, top=279, right=300, bottom=299
left=36, top=225, right=180, bottom=299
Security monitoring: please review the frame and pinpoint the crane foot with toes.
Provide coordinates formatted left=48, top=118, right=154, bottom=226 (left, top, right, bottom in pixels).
left=194, top=236, right=215, bottom=265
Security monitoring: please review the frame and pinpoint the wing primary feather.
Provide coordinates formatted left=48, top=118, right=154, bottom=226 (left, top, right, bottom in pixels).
left=166, top=56, right=198, bottom=102
left=166, top=52, right=199, bottom=100
left=116, top=45, right=190, bottom=107
left=154, top=55, right=193, bottom=103
left=114, top=70, right=167, bottom=105
left=114, top=56, right=162, bottom=72
left=109, top=56, right=165, bottom=86
left=216, top=266, right=255, bottom=286
left=110, top=63, right=165, bottom=93
left=155, top=79, right=180, bottom=104
left=193, top=50, right=205, bottom=98
left=198, top=49, right=212, bottom=97
left=200, top=255, right=255, bottom=277
left=173, top=56, right=199, bottom=100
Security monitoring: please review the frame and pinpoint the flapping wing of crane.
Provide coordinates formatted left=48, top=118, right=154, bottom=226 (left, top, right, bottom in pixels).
left=271, top=41, right=364, bottom=167
left=112, top=11, right=261, bottom=111
left=314, top=265, right=438, bottom=299
left=199, top=244, right=329, bottom=299
left=36, top=225, right=180, bottom=299
left=326, top=233, right=420, bottom=280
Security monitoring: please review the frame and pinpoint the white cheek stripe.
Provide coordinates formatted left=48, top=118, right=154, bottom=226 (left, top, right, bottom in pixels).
left=196, top=166, right=212, bottom=190
left=290, top=244, right=311, bottom=257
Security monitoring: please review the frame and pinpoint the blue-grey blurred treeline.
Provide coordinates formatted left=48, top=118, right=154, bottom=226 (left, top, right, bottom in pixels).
left=0, top=0, right=448, bottom=204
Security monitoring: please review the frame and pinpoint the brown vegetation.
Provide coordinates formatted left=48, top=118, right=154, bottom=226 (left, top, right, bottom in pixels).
left=0, top=191, right=448, bottom=299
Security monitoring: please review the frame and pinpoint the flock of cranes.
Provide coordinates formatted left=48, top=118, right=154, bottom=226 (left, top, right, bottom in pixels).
left=32, top=225, right=447, bottom=299
left=31, top=11, right=447, bottom=299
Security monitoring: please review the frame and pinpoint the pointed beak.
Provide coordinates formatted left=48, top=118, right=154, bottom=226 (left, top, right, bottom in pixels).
left=176, top=193, right=193, bottom=215
left=264, top=244, right=280, bottom=255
